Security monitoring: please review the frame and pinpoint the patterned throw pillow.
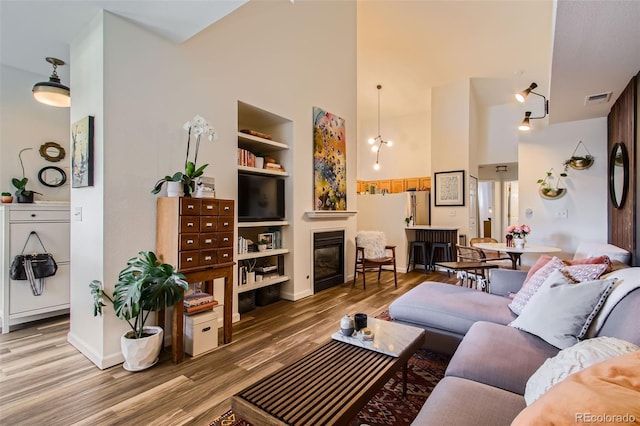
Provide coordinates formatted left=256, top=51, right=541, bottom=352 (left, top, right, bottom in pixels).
left=509, top=257, right=566, bottom=315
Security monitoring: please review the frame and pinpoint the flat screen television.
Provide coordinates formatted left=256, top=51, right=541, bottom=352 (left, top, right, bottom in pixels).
left=238, top=173, right=285, bottom=222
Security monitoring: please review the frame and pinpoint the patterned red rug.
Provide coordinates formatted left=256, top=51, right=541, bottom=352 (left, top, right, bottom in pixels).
left=210, top=313, right=450, bottom=426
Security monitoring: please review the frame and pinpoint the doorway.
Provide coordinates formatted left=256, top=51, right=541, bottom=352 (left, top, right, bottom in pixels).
left=478, top=163, right=519, bottom=242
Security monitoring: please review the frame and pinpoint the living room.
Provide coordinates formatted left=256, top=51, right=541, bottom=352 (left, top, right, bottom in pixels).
left=0, top=1, right=638, bottom=424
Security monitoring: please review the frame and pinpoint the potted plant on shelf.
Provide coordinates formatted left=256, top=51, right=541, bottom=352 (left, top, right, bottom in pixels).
left=151, top=115, right=217, bottom=197
left=257, top=239, right=269, bottom=252
left=12, top=148, right=41, bottom=203
left=11, top=177, right=41, bottom=203
left=1, top=192, right=13, bottom=203
left=537, top=168, right=567, bottom=199
left=90, top=250, right=188, bottom=371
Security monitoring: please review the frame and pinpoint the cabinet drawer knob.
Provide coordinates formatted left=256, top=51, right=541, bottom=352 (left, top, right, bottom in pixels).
left=206, top=205, right=213, bottom=210
left=202, top=326, right=211, bottom=332
left=186, top=239, right=194, bottom=244
left=187, top=222, right=194, bottom=227
left=186, top=257, right=193, bottom=262
left=206, top=222, right=213, bottom=227
left=188, top=205, right=194, bottom=209
left=31, top=214, right=36, bottom=217
left=205, top=239, right=212, bottom=244
left=223, top=237, right=229, bottom=242
left=224, top=206, right=230, bottom=211
left=223, top=222, right=229, bottom=227
left=205, top=256, right=212, bottom=261
left=222, top=253, right=229, bottom=258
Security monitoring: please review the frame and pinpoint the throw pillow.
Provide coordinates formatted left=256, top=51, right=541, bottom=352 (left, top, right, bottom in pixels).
left=522, top=254, right=553, bottom=285
left=524, top=336, right=639, bottom=405
left=566, top=254, right=612, bottom=273
left=509, top=272, right=617, bottom=349
left=355, top=231, right=387, bottom=259
left=508, top=256, right=565, bottom=315
left=513, top=351, right=640, bottom=425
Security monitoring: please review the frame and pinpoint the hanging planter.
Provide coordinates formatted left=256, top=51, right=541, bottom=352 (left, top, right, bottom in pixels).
left=564, top=140, right=594, bottom=170
left=539, top=187, right=566, bottom=199
left=537, top=168, right=567, bottom=200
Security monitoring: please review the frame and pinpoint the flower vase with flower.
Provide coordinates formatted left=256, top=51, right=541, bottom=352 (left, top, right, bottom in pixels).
left=152, top=115, right=218, bottom=197
left=506, top=224, right=530, bottom=248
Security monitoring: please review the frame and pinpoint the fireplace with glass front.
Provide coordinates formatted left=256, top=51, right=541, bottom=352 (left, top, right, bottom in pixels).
left=313, top=230, right=345, bottom=293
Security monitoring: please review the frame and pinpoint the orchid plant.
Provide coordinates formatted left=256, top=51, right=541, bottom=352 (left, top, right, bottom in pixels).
left=152, top=115, right=218, bottom=196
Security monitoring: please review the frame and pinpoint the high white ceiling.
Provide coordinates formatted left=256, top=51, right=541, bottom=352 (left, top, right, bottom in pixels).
left=1, top=0, right=639, bottom=127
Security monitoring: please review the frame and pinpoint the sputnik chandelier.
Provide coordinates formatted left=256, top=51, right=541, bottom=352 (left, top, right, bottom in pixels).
left=368, top=84, right=393, bottom=170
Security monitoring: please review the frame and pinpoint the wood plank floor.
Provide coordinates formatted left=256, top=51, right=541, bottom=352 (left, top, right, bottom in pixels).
left=0, top=270, right=456, bottom=426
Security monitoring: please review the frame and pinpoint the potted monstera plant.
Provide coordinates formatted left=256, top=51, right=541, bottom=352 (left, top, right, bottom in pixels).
left=90, top=251, right=188, bottom=371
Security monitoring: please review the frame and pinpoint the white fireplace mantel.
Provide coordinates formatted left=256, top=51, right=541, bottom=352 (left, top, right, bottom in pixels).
left=304, top=210, right=357, bottom=219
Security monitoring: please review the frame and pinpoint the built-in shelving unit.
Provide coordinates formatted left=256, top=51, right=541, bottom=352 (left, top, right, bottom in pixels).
left=237, top=101, right=293, bottom=309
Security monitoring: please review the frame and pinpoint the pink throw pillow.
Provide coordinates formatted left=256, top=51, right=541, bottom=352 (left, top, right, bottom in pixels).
left=566, top=255, right=612, bottom=273
left=523, top=254, right=553, bottom=285
left=509, top=257, right=566, bottom=315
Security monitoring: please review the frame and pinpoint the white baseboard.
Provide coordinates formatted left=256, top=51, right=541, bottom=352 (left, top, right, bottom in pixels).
left=67, top=331, right=123, bottom=370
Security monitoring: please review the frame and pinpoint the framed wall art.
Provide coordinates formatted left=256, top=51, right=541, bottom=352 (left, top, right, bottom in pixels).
left=257, top=232, right=275, bottom=250
left=71, top=115, right=94, bottom=188
left=434, top=170, right=465, bottom=206
left=313, top=106, right=346, bottom=211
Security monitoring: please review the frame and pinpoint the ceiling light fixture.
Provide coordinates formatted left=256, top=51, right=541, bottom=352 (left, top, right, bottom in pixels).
left=515, top=82, right=548, bottom=131
left=32, top=57, right=70, bottom=107
left=368, top=84, right=392, bottom=170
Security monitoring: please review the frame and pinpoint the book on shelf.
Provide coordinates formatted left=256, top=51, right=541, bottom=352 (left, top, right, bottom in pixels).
left=184, top=292, right=217, bottom=307
left=184, top=301, right=218, bottom=314
left=264, top=162, right=284, bottom=171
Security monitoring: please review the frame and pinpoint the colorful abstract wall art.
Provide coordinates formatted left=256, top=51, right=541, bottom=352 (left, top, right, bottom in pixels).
left=313, top=107, right=346, bottom=211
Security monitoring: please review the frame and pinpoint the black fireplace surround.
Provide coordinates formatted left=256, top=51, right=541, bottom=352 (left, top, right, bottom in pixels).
left=313, top=230, right=345, bottom=293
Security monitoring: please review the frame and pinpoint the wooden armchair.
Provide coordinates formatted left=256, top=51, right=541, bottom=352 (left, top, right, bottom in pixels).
left=353, top=231, right=397, bottom=290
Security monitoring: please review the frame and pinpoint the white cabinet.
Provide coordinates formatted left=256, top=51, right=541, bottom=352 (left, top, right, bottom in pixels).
left=1, top=203, right=70, bottom=333
left=237, top=101, right=293, bottom=303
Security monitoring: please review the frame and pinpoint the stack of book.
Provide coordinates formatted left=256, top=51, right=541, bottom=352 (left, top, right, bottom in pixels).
left=264, top=162, right=284, bottom=172
left=183, top=292, right=218, bottom=314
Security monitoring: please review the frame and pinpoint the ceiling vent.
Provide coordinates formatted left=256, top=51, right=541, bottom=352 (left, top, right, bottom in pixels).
left=584, top=92, right=612, bottom=105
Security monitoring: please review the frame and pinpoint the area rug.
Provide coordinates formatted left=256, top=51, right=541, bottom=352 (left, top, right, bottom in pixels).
left=210, top=313, right=449, bottom=426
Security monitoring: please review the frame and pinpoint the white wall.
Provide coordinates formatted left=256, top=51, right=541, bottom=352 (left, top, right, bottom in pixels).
left=0, top=65, right=70, bottom=201
left=430, top=79, right=471, bottom=235
left=357, top=109, right=431, bottom=181
left=483, top=103, right=521, bottom=165
left=67, top=2, right=357, bottom=368
left=517, top=117, right=608, bottom=264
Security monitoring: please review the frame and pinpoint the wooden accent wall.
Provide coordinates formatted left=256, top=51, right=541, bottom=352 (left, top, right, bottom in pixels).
left=608, top=74, right=637, bottom=264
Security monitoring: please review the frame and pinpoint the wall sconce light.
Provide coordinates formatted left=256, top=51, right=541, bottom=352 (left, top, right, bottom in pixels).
left=515, top=82, right=548, bottom=131
left=32, top=57, right=70, bottom=107
left=367, top=84, right=393, bottom=170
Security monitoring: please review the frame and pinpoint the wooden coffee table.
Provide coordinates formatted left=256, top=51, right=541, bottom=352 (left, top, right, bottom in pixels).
left=231, top=318, right=425, bottom=426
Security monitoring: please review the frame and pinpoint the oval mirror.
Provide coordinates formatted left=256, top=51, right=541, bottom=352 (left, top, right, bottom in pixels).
left=39, top=141, right=66, bottom=162
left=609, top=142, right=629, bottom=209
left=38, top=166, right=67, bottom=188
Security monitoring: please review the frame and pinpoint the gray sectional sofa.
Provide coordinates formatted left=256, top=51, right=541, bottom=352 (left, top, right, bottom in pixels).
left=389, top=263, right=640, bottom=425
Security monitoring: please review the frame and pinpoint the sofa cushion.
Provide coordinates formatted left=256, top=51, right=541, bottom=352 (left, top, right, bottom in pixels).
left=524, top=336, right=639, bottom=405
left=389, top=282, right=515, bottom=336
left=412, top=376, right=525, bottom=426
left=573, top=241, right=631, bottom=264
left=508, top=256, right=565, bottom=315
left=445, top=321, right=559, bottom=394
left=509, top=273, right=616, bottom=349
left=512, top=351, right=640, bottom=425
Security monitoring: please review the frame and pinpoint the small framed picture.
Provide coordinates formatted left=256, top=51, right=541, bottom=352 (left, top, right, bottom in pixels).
left=257, top=232, right=275, bottom=250
left=434, top=170, right=465, bottom=206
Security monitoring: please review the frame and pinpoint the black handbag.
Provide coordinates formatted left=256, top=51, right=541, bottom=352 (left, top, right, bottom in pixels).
left=9, top=231, right=58, bottom=296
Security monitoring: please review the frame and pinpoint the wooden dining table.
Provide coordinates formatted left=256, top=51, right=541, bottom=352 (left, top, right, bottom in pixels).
left=473, top=242, right=562, bottom=269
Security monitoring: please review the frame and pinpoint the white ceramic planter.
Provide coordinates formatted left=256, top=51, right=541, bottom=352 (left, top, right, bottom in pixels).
left=166, top=181, right=184, bottom=197
left=121, top=326, right=163, bottom=371
left=513, top=238, right=526, bottom=249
